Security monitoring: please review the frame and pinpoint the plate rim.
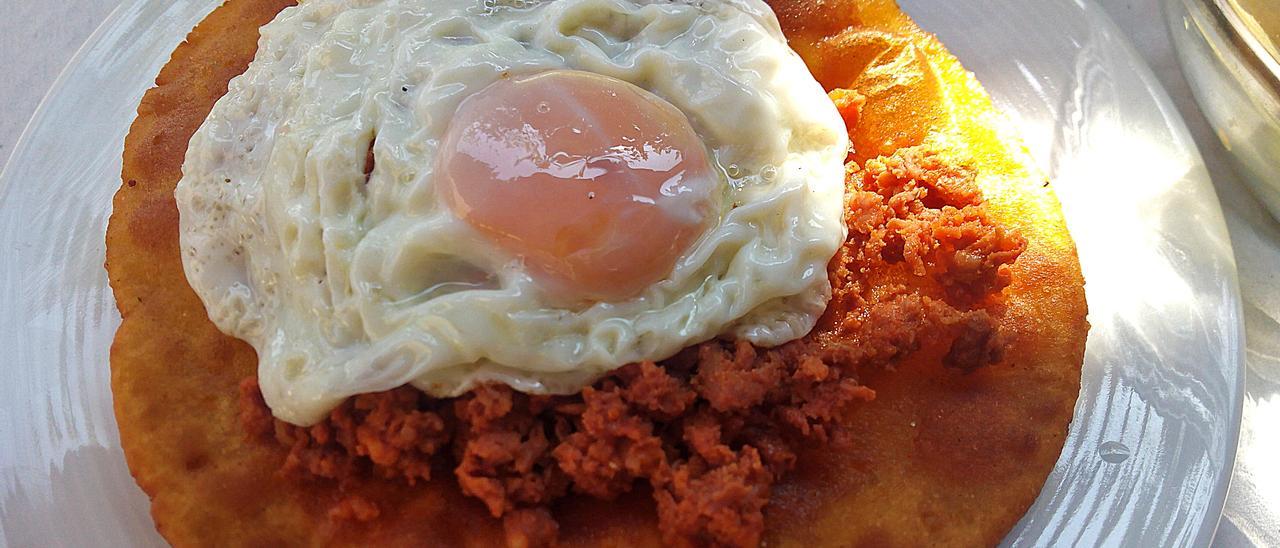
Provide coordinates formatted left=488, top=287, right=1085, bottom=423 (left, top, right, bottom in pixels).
left=0, top=0, right=1246, bottom=546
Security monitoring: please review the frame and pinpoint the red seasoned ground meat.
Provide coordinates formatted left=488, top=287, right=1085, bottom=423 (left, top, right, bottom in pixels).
left=239, top=136, right=1026, bottom=547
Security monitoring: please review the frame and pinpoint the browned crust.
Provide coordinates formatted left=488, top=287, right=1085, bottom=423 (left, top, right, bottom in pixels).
left=106, top=0, right=1087, bottom=546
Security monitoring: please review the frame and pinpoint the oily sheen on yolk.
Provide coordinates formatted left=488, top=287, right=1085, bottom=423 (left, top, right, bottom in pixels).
left=437, top=70, right=717, bottom=302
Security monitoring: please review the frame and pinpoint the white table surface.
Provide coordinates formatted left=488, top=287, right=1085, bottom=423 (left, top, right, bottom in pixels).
left=2, top=0, right=1277, bottom=546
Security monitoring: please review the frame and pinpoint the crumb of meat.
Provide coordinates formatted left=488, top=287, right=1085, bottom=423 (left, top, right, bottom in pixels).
left=830, top=88, right=866, bottom=140
left=239, top=141, right=1025, bottom=547
left=847, top=147, right=1027, bottom=301
left=454, top=384, right=568, bottom=515
left=255, top=384, right=451, bottom=484
left=656, top=444, right=774, bottom=548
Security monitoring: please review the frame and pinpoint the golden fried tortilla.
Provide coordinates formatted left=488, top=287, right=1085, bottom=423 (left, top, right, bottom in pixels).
left=106, top=0, right=1087, bottom=545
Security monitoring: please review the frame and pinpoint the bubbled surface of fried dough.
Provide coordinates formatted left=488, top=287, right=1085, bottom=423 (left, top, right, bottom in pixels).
left=107, top=0, right=1087, bottom=546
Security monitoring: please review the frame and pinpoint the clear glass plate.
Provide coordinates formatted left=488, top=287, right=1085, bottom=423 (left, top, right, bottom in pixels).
left=1165, top=0, right=1280, bottom=221
left=0, top=0, right=1244, bottom=546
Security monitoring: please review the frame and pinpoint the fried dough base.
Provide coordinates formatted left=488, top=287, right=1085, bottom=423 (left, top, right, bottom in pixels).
left=106, top=0, right=1087, bottom=545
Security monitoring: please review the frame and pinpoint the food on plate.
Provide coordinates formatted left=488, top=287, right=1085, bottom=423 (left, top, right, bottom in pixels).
left=106, top=0, right=1088, bottom=546
left=174, top=0, right=849, bottom=426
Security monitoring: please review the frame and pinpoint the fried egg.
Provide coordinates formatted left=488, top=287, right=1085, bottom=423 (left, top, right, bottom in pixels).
left=176, top=0, right=849, bottom=425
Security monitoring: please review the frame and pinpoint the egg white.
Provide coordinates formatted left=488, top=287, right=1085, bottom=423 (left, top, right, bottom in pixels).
left=176, top=0, right=848, bottom=425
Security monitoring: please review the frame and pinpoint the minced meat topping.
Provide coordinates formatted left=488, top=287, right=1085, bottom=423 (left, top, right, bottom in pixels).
left=239, top=109, right=1026, bottom=547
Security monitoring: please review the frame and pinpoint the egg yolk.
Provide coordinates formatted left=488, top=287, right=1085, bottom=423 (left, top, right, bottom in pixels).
left=438, top=70, right=717, bottom=302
